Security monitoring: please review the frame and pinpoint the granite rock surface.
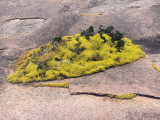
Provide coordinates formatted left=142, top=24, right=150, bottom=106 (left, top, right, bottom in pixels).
left=0, top=0, right=160, bottom=119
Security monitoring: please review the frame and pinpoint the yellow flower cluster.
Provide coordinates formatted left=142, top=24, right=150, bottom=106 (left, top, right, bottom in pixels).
left=34, top=82, right=69, bottom=88
left=108, top=94, right=136, bottom=99
left=7, top=33, right=145, bottom=84
left=152, top=62, right=160, bottom=72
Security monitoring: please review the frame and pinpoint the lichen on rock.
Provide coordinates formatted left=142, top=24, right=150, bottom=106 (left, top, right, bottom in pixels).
left=34, top=82, right=69, bottom=88
left=108, top=94, right=137, bottom=99
left=152, top=62, right=160, bottom=72
left=7, top=26, right=145, bottom=84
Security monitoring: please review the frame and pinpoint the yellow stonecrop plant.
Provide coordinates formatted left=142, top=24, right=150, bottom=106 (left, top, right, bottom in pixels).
left=108, top=94, right=136, bottom=99
left=34, top=82, right=69, bottom=88
left=152, top=62, right=160, bottom=72
left=7, top=33, right=145, bottom=84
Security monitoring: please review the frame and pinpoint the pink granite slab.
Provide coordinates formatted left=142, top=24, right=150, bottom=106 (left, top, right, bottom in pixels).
left=69, top=58, right=160, bottom=97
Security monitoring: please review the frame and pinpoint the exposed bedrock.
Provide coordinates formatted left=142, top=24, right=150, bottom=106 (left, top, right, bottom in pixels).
left=0, top=0, right=160, bottom=119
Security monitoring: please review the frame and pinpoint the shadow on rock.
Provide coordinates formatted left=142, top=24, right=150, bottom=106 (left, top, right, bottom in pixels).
left=133, top=35, right=160, bottom=54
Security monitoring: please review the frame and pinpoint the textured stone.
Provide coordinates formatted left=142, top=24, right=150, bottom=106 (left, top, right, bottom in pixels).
left=69, top=57, right=160, bottom=97
left=0, top=85, right=160, bottom=120
left=0, top=0, right=160, bottom=119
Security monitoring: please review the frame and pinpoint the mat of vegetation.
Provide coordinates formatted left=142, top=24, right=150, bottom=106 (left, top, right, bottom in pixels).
left=7, top=26, right=145, bottom=84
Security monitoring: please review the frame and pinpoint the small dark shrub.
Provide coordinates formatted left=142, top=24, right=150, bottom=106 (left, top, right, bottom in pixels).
left=116, top=40, right=125, bottom=51
left=81, top=26, right=95, bottom=39
left=53, top=37, right=62, bottom=43
left=97, top=25, right=124, bottom=48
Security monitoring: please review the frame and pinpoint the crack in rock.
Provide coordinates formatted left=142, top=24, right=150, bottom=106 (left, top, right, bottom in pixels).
left=5, top=17, right=47, bottom=22
left=0, top=47, right=7, bottom=51
left=70, top=92, right=160, bottom=99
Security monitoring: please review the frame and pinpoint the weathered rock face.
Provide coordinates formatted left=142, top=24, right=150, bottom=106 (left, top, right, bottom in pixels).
left=0, top=0, right=85, bottom=77
left=0, top=85, right=160, bottom=120
left=68, top=0, right=160, bottom=39
left=0, top=0, right=160, bottom=73
left=69, top=58, right=160, bottom=97
left=0, top=0, right=160, bottom=119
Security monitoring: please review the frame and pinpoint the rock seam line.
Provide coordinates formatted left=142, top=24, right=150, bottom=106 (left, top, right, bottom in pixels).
left=69, top=91, right=160, bottom=99
left=5, top=17, right=47, bottom=22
